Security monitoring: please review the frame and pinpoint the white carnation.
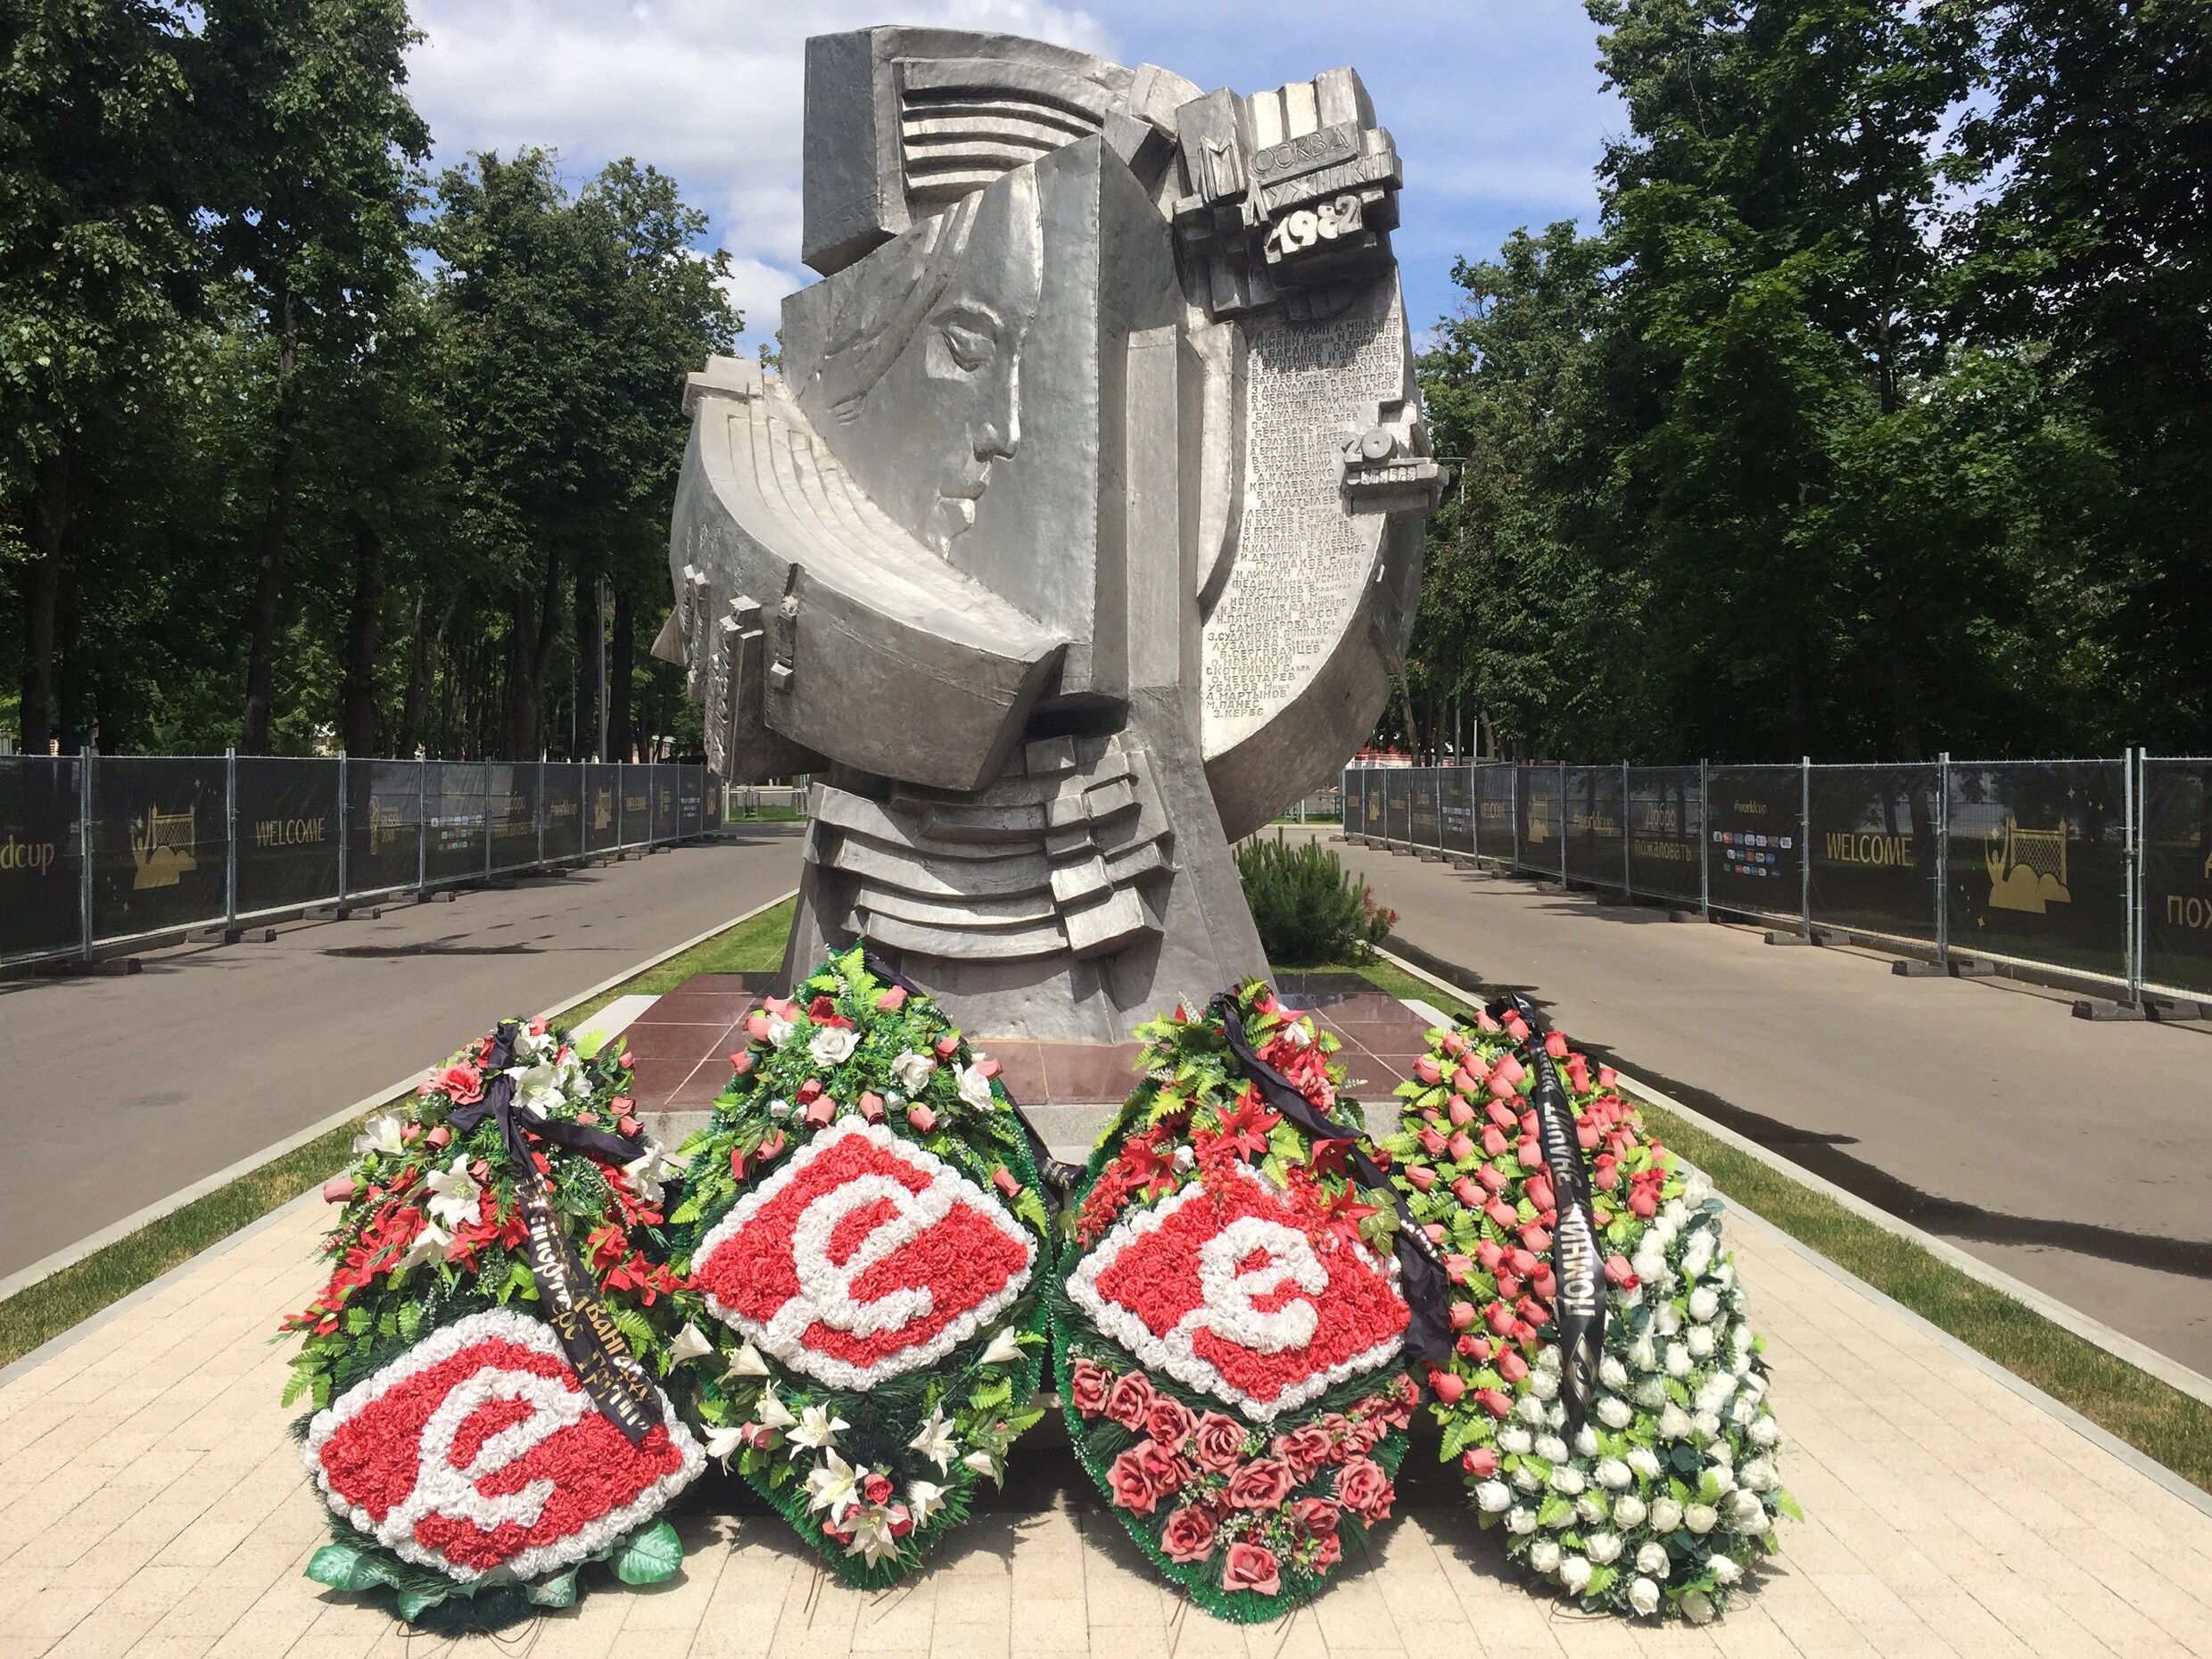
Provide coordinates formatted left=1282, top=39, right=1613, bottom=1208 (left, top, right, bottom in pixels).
left=1636, top=1541, right=1670, bottom=1576
left=1475, top=1480, right=1512, bottom=1513
left=1559, top=1554, right=1593, bottom=1595
left=1648, top=1498, right=1683, bottom=1534
left=1597, top=1396, right=1635, bottom=1431
left=1529, top=1539, right=1561, bottom=1575
left=1612, top=1494, right=1647, bottom=1529
left=1629, top=1576, right=1662, bottom=1616
left=1586, top=1531, right=1622, bottom=1565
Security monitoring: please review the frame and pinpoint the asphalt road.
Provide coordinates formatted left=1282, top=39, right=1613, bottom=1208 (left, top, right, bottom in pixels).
left=0, top=830, right=805, bottom=1280
left=1313, top=830, right=2212, bottom=1376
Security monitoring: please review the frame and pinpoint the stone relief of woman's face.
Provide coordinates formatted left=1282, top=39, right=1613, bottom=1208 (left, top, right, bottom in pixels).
left=813, top=169, right=1044, bottom=557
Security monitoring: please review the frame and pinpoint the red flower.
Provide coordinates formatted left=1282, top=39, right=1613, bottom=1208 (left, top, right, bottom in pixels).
left=1384, top=1373, right=1422, bottom=1425
left=1429, top=1368, right=1467, bottom=1406
left=1145, top=1396, right=1198, bottom=1451
left=1333, top=1456, right=1394, bottom=1523
left=808, top=995, right=838, bottom=1022
left=1413, top=1055, right=1441, bottom=1085
left=878, top=985, right=907, bottom=1011
left=1068, top=1358, right=1113, bottom=1418
left=1107, top=1447, right=1160, bottom=1514
left=1293, top=1496, right=1342, bottom=1568
left=1162, top=1503, right=1217, bottom=1563
left=1271, top=1423, right=1334, bottom=1476
left=1211, top=1088, right=1281, bottom=1160
left=1226, top=1457, right=1294, bottom=1512
left=1190, top=1413, right=1248, bottom=1473
left=1605, top=1253, right=1639, bottom=1290
left=863, top=1472, right=894, bottom=1505
left=435, top=1063, right=483, bottom=1105
left=1104, top=1371, right=1157, bottom=1432
left=1463, top=1446, right=1500, bottom=1479
left=1221, top=1541, right=1282, bottom=1597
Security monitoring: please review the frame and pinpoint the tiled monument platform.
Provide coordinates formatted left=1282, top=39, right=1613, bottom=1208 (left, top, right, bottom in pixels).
left=623, top=971, right=1434, bottom=1160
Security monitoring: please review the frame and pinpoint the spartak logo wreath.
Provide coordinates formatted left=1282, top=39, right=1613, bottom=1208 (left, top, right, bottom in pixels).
left=665, top=947, right=1053, bottom=1589
left=283, top=1017, right=708, bottom=1630
left=1382, top=1000, right=1798, bottom=1622
left=1051, top=982, right=1427, bottom=1622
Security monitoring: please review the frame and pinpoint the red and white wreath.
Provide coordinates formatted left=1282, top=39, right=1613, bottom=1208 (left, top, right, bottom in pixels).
left=691, top=1118, right=1036, bottom=1391
left=301, top=1308, right=705, bottom=1583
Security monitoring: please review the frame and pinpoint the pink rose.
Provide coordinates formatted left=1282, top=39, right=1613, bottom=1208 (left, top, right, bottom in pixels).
left=435, top=1063, right=483, bottom=1105
left=1068, top=1358, right=1112, bottom=1418
left=1333, top=1456, right=1394, bottom=1523
left=321, top=1176, right=358, bottom=1204
left=1137, top=1439, right=1192, bottom=1498
left=1107, top=1445, right=1164, bottom=1515
left=1605, top=1253, right=1639, bottom=1290
left=729, top=1051, right=755, bottom=1076
left=1407, top=1164, right=1436, bottom=1192
left=1227, top=1458, right=1294, bottom=1512
left=1477, top=1387, right=1514, bottom=1418
left=1161, top=1504, right=1217, bottom=1563
left=1544, top=1031, right=1569, bottom=1060
left=1145, top=1395, right=1198, bottom=1451
left=1429, top=1368, right=1467, bottom=1406
left=878, top=985, right=907, bottom=1011
left=1190, top=1413, right=1248, bottom=1473
left=1293, top=1497, right=1341, bottom=1569
left=1462, top=1447, right=1499, bottom=1479
left=906, top=1103, right=937, bottom=1133
left=1221, top=1541, right=1282, bottom=1597
left=863, top=1472, right=893, bottom=1505
left=1448, top=1097, right=1476, bottom=1127
left=1413, top=1055, right=1442, bottom=1085
left=1271, top=1423, right=1334, bottom=1476
left=1104, top=1371, right=1157, bottom=1432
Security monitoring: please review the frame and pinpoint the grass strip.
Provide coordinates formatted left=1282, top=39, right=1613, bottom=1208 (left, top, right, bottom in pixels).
left=1340, top=960, right=2212, bottom=1497
left=0, top=897, right=798, bottom=1372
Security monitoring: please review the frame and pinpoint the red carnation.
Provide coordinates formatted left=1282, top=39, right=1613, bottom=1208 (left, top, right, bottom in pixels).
left=1161, top=1504, right=1217, bottom=1563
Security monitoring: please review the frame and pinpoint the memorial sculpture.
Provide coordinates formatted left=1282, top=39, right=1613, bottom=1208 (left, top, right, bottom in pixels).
left=662, top=26, right=1440, bottom=1044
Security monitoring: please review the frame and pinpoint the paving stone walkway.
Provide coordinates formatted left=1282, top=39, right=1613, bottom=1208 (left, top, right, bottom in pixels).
left=6, top=1175, right=2208, bottom=1659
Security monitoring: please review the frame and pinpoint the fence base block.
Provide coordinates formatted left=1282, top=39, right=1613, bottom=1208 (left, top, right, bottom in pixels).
left=34, top=956, right=140, bottom=978
left=1892, top=958, right=1947, bottom=978
left=1949, top=959, right=1997, bottom=978
left=1763, top=929, right=1815, bottom=946
left=2072, top=996, right=2146, bottom=1022
left=2147, top=998, right=2205, bottom=1023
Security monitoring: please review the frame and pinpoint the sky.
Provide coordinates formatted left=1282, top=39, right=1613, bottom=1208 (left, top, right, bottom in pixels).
left=404, top=0, right=1622, bottom=357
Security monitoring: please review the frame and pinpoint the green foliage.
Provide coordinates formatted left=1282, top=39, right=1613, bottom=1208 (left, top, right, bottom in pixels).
left=1235, top=832, right=1394, bottom=966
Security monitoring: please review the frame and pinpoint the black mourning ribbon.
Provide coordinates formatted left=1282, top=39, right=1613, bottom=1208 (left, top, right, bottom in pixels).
left=1487, top=994, right=1606, bottom=1441
left=860, top=950, right=1084, bottom=1208
left=1209, top=995, right=1455, bottom=1369
left=444, top=1020, right=666, bottom=1445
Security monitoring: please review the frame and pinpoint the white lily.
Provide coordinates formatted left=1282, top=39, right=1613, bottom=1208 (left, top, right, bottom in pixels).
left=722, top=1341, right=772, bottom=1381
left=512, top=1062, right=563, bottom=1117
left=905, top=1481, right=947, bottom=1526
left=353, top=1112, right=407, bottom=1159
left=978, top=1326, right=1025, bottom=1367
left=789, top=1403, right=848, bottom=1452
left=623, top=1143, right=684, bottom=1205
left=962, top=1449, right=1000, bottom=1482
left=805, top=1450, right=860, bottom=1519
left=667, top=1321, right=714, bottom=1366
left=510, top=1027, right=556, bottom=1064
left=424, top=1155, right=482, bottom=1231
left=908, top=1408, right=958, bottom=1473
left=704, top=1424, right=748, bottom=1467
left=755, top=1386, right=797, bottom=1430
left=843, top=1506, right=902, bottom=1567
left=397, top=1220, right=452, bottom=1275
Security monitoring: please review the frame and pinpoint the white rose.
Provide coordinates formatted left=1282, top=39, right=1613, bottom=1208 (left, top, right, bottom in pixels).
left=1632, top=1250, right=1666, bottom=1284
left=1661, top=1198, right=1688, bottom=1228
left=1648, top=1498, right=1683, bottom=1534
left=809, top=1025, right=858, bottom=1067
left=1573, top=1424, right=1598, bottom=1457
left=1710, top=1553, right=1742, bottom=1585
left=1688, top=1285, right=1721, bottom=1324
left=1654, top=1302, right=1683, bottom=1336
left=1475, top=1480, right=1512, bottom=1513
left=1634, top=1376, right=1670, bottom=1409
left=1629, top=1335, right=1659, bottom=1372
left=1696, top=1373, right=1734, bottom=1414
left=1513, top=1464, right=1544, bottom=1492
left=1738, top=1457, right=1777, bottom=1492
left=1507, top=1507, right=1538, bottom=1535
left=1681, top=1590, right=1715, bottom=1624
left=1599, top=1355, right=1630, bottom=1391
left=1586, top=1531, right=1622, bottom=1565
left=1538, top=1345, right=1563, bottom=1374
left=1729, top=1490, right=1768, bottom=1531
left=889, top=1050, right=935, bottom=1093
left=1683, top=1172, right=1712, bottom=1206
left=1535, top=1434, right=1568, bottom=1465
left=764, top=1014, right=796, bottom=1047
left=1612, top=1494, right=1647, bottom=1529
left=1597, top=1396, right=1635, bottom=1431
left=1596, top=1457, right=1631, bottom=1490
left=1730, top=1395, right=1758, bottom=1427
left=956, top=1064, right=995, bottom=1111
left=1684, top=1502, right=1718, bottom=1535
left=1550, top=1465, right=1585, bottom=1496
left=1687, top=1325, right=1716, bottom=1359
left=1498, top=1427, right=1533, bottom=1455
left=1716, top=1259, right=1737, bottom=1288
left=1663, top=1343, right=1693, bottom=1378
left=1636, top=1541, right=1670, bottom=1576
left=1519, top=1394, right=1549, bottom=1425
left=1629, top=1576, right=1662, bottom=1616
left=1707, top=1436, right=1735, bottom=1467
left=1529, top=1539, right=1561, bottom=1575
left=1626, top=1448, right=1662, bottom=1482
left=1749, top=1413, right=1779, bottom=1448
left=1529, top=1366, right=1560, bottom=1399
left=1575, top=1494, right=1608, bottom=1525
left=1559, top=1555, right=1593, bottom=1595
left=1658, top=1404, right=1692, bottom=1440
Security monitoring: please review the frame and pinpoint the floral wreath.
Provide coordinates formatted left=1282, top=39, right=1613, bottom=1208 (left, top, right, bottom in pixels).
left=1381, top=1002, right=1798, bottom=1622
left=1049, top=981, right=1420, bottom=1622
left=282, top=1017, right=706, bottom=1629
left=665, top=947, right=1053, bottom=1589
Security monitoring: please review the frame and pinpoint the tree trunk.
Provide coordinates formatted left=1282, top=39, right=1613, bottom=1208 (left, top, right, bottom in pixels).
left=610, top=587, right=635, bottom=762
left=54, top=565, right=84, bottom=752
left=240, top=292, right=300, bottom=754
left=1394, top=674, right=1420, bottom=758
left=16, top=447, right=69, bottom=754
left=343, top=515, right=385, bottom=757
left=574, top=565, right=601, bottom=759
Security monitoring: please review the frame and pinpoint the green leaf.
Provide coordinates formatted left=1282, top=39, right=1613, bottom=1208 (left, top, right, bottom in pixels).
left=304, top=1541, right=388, bottom=1592
left=526, top=1569, right=580, bottom=1607
left=612, top=1519, right=684, bottom=1585
left=394, top=1587, right=448, bottom=1622
left=1774, top=1490, right=1805, bottom=1523
left=1535, top=1495, right=1573, bottom=1528
left=1584, top=1564, right=1617, bottom=1599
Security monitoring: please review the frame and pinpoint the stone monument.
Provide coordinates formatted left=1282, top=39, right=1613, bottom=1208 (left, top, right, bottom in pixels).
left=661, top=27, right=1440, bottom=1042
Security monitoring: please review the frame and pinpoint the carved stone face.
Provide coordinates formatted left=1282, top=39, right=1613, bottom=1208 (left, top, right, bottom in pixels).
left=805, top=169, right=1044, bottom=556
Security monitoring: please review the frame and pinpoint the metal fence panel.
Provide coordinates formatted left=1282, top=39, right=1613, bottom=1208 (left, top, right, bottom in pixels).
left=1704, top=764, right=1801, bottom=920
left=1475, top=764, right=1515, bottom=863
left=1806, top=764, right=1938, bottom=942
left=2142, top=758, right=2212, bottom=996
left=1518, top=765, right=1562, bottom=873
left=1627, top=766, right=1702, bottom=902
left=584, top=763, right=620, bottom=852
left=1408, top=767, right=1440, bottom=850
left=1564, top=766, right=1624, bottom=887
left=654, top=765, right=678, bottom=844
left=488, top=763, right=539, bottom=874
left=235, top=756, right=340, bottom=918
left=351, top=760, right=425, bottom=896
left=542, top=764, right=583, bottom=861
left=426, top=762, right=488, bottom=883
left=1362, top=772, right=1384, bottom=838
left=680, top=766, right=706, bottom=837
left=1442, top=766, right=1473, bottom=854
left=92, top=755, right=228, bottom=942
left=1946, top=759, right=2128, bottom=979
left=619, top=767, right=651, bottom=848
left=0, top=755, right=83, bottom=962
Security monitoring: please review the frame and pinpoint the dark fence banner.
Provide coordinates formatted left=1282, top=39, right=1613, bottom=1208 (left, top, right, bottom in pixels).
left=680, top=766, right=706, bottom=837
left=427, top=762, right=488, bottom=882
left=1408, top=769, right=1440, bottom=850
left=1363, top=771, right=1383, bottom=838
left=488, top=764, right=540, bottom=873
left=1475, top=764, right=1515, bottom=863
left=2138, top=759, right=2212, bottom=996
left=1518, top=765, right=1564, bottom=873
left=654, top=765, right=678, bottom=842
left=543, top=764, right=585, bottom=862
left=586, top=763, right=621, bottom=853
left=351, top=760, right=425, bottom=896
left=1565, top=766, right=1625, bottom=888
left=1806, top=764, right=1937, bottom=943
left=92, top=756, right=227, bottom=941
left=1627, top=767, right=1701, bottom=902
left=0, top=755, right=82, bottom=962
left=1441, top=766, right=1473, bottom=854
left=1704, top=765, right=1800, bottom=920
left=235, top=757, right=340, bottom=917
left=1946, top=760, right=2127, bottom=979
left=620, top=769, right=651, bottom=847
